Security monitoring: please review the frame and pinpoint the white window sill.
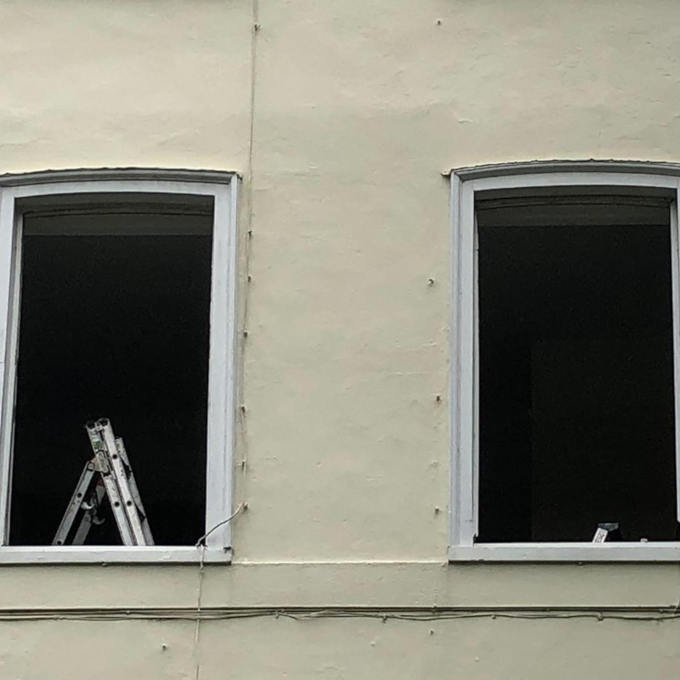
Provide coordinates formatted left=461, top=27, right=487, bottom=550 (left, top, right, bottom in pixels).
left=0, top=546, right=232, bottom=564
left=449, top=542, right=680, bottom=562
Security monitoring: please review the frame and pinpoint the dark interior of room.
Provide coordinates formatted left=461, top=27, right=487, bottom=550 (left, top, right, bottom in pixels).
left=477, top=196, right=677, bottom=543
left=9, top=207, right=212, bottom=546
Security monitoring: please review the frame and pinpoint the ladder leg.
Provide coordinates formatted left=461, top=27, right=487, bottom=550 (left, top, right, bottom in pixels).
left=71, top=481, right=106, bottom=545
left=97, top=419, right=147, bottom=546
left=52, top=461, right=96, bottom=546
left=116, top=437, right=154, bottom=545
left=86, top=421, right=136, bottom=546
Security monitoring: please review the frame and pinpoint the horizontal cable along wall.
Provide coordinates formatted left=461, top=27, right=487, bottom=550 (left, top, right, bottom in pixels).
left=0, top=606, right=678, bottom=622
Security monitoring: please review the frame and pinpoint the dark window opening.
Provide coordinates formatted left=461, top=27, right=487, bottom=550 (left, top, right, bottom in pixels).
left=477, top=193, right=677, bottom=543
left=9, top=197, right=213, bottom=546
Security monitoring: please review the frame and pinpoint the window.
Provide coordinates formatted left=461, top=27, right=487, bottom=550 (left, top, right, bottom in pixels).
left=0, top=169, right=238, bottom=562
left=449, top=162, right=680, bottom=561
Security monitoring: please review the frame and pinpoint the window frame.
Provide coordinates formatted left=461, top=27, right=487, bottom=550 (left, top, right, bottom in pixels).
left=0, top=168, right=238, bottom=564
left=449, top=161, right=680, bottom=562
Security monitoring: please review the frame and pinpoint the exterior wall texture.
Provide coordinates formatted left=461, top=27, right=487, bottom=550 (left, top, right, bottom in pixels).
left=1, top=0, right=680, bottom=677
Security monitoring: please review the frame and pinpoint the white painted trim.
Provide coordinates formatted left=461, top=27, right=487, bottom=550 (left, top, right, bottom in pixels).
left=0, top=546, right=232, bottom=564
left=458, top=182, right=476, bottom=547
left=0, top=168, right=236, bottom=187
left=0, top=171, right=238, bottom=560
left=468, top=172, right=679, bottom=193
left=451, top=159, right=680, bottom=180
left=0, top=195, right=21, bottom=546
left=1, top=213, right=22, bottom=545
left=450, top=163, right=680, bottom=561
left=448, top=173, right=460, bottom=548
left=449, top=543, right=680, bottom=562
left=9, top=180, right=223, bottom=199
left=204, top=179, right=238, bottom=550
left=226, top=177, right=239, bottom=543
left=450, top=178, right=478, bottom=547
left=671, top=194, right=680, bottom=522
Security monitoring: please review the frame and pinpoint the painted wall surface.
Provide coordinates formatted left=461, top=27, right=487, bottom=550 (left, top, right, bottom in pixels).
left=2, top=0, right=680, bottom=677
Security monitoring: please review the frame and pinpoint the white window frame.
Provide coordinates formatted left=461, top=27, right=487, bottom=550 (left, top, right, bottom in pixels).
left=0, top=168, right=238, bottom=563
left=449, top=161, right=680, bottom=562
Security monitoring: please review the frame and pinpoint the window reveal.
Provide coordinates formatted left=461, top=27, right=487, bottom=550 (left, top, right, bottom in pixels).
left=10, top=206, right=212, bottom=546
left=476, top=197, right=675, bottom=543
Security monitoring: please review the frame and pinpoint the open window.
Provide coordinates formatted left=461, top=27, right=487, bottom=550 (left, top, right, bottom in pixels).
left=449, top=163, right=680, bottom=561
left=0, top=170, right=237, bottom=562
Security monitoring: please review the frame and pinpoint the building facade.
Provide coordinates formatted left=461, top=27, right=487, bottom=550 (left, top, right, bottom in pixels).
left=1, top=1, right=680, bottom=678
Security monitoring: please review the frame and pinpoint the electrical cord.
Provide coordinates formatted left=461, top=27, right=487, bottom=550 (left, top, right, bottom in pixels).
left=193, top=501, right=246, bottom=680
left=194, top=503, right=246, bottom=548
left=0, top=607, right=678, bottom=623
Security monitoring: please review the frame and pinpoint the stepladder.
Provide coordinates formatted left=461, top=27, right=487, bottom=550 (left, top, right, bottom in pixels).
left=53, top=418, right=154, bottom=546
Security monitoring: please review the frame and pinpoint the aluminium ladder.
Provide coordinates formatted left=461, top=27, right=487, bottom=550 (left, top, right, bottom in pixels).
left=53, top=418, right=153, bottom=546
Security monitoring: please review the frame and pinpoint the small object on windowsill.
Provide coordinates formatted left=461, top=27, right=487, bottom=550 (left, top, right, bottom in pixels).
left=640, top=538, right=648, bottom=543
left=592, top=522, right=621, bottom=543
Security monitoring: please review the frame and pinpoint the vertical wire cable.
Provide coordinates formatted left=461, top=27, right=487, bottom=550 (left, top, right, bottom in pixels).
left=193, top=1, right=260, bottom=676
left=193, top=545, right=207, bottom=680
left=238, top=0, right=259, bottom=481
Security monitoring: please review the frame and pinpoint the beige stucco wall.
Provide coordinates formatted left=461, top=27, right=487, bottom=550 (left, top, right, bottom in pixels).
left=2, top=0, right=680, bottom=677
left=3, top=616, right=680, bottom=680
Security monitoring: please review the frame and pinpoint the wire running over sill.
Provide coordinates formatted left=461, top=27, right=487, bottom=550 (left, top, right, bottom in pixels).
left=0, top=546, right=232, bottom=564
left=449, top=542, right=680, bottom=562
